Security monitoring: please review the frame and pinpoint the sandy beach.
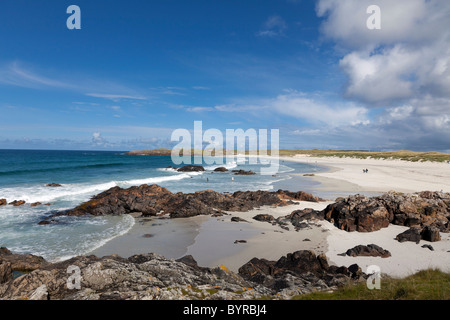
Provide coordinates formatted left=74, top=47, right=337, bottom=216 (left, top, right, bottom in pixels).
left=284, top=155, right=450, bottom=194
left=89, top=155, right=450, bottom=279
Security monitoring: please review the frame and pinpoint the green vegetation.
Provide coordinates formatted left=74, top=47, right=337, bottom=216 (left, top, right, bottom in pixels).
left=126, top=148, right=450, bottom=163
left=278, top=149, right=450, bottom=162
left=292, top=269, right=450, bottom=300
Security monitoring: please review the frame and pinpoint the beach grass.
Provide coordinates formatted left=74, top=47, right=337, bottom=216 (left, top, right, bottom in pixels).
left=291, top=269, right=450, bottom=300
left=126, top=149, right=450, bottom=163
left=277, top=149, right=450, bottom=163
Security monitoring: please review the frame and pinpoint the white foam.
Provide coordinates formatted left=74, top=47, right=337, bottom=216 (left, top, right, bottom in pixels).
left=204, top=161, right=238, bottom=171
left=119, top=171, right=203, bottom=186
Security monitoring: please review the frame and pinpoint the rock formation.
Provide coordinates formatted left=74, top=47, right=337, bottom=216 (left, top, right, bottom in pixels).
left=177, top=165, right=205, bottom=172
left=322, top=191, right=450, bottom=233
left=40, top=185, right=319, bottom=223
left=232, top=170, right=256, bottom=175
left=343, top=244, right=391, bottom=258
left=0, top=248, right=365, bottom=300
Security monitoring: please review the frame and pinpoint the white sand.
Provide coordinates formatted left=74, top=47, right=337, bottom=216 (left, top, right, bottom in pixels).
left=324, top=222, right=450, bottom=278
left=185, top=200, right=333, bottom=272
left=284, top=155, right=450, bottom=194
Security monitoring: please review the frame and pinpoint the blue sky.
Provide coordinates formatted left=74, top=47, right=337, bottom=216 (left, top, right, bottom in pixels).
left=0, top=0, right=449, bottom=151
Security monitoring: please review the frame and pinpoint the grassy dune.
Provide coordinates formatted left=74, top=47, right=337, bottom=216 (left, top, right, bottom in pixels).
left=278, top=149, right=450, bottom=162
left=125, top=149, right=450, bottom=163
left=292, top=269, right=450, bottom=300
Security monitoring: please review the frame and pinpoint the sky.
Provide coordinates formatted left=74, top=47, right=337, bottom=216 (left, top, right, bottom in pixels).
left=0, top=0, right=449, bottom=152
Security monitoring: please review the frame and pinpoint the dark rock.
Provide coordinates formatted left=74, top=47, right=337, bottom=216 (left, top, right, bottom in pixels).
left=421, top=244, right=434, bottom=251
left=344, top=244, right=391, bottom=258
left=303, top=238, right=311, bottom=242
left=0, top=261, right=13, bottom=284
left=420, top=226, right=441, bottom=242
left=213, top=167, right=228, bottom=172
left=322, top=191, right=450, bottom=233
left=175, top=255, right=202, bottom=270
left=45, top=183, right=62, bottom=187
left=0, top=199, right=6, bottom=206
left=177, top=165, right=205, bottom=172
left=276, top=190, right=322, bottom=202
left=9, top=200, right=26, bottom=207
left=289, top=208, right=324, bottom=228
left=30, top=202, right=42, bottom=207
left=232, top=170, right=256, bottom=175
left=0, top=247, right=48, bottom=272
left=234, top=240, right=247, bottom=244
left=396, top=227, right=422, bottom=244
left=253, top=214, right=274, bottom=222
left=142, top=234, right=153, bottom=238
left=238, top=250, right=365, bottom=292
left=231, top=217, right=248, bottom=223
left=303, top=174, right=315, bottom=177
left=48, top=184, right=319, bottom=221
left=38, top=220, right=52, bottom=225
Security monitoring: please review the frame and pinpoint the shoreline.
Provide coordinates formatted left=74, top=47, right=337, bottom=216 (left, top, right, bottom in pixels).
left=279, top=155, right=450, bottom=194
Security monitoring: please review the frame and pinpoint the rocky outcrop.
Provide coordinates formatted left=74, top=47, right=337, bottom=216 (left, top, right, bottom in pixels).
left=322, top=191, right=450, bottom=233
left=0, top=199, right=6, bottom=206
left=420, top=226, right=441, bottom=242
left=232, top=170, right=256, bottom=175
left=238, top=250, right=365, bottom=294
left=0, top=262, right=12, bottom=284
left=276, top=190, right=323, bottom=202
left=0, top=249, right=365, bottom=300
left=252, top=214, right=274, bottom=222
left=343, top=244, right=391, bottom=258
left=213, top=167, right=228, bottom=172
left=288, top=208, right=324, bottom=228
left=45, top=183, right=62, bottom=187
left=9, top=200, right=26, bottom=207
left=395, top=226, right=441, bottom=243
left=0, top=247, right=48, bottom=272
left=177, top=165, right=205, bottom=172
left=396, top=227, right=422, bottom=244
left=43, top=185, right=318, bottom=222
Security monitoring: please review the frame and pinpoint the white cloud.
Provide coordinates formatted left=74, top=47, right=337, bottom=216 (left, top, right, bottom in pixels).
left=86, top=93, right=147, bottom=101
left=314, top=0, right=450, bottom=151
left=317, top=0, right=450, bottom=103
left=0, top=62, right=74, bottom=89
left=257, top=15, right=287, bottom=37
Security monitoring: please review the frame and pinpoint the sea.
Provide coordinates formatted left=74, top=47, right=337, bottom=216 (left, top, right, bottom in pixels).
left=0, top=149, right=325, bottom=262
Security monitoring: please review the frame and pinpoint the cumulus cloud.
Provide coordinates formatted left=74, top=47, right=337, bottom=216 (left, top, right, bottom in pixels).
left=314, top=0, right=450, bottom=151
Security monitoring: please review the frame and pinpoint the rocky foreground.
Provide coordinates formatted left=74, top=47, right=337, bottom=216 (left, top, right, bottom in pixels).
left=0, top=247, right=365, bottom=300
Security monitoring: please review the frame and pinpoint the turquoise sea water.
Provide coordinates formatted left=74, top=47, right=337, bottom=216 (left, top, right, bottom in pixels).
left=0, top=149, right=321, bottom=261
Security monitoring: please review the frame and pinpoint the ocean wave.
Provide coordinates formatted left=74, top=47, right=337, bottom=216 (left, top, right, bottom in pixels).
left=0, top=170, right=203, bottom=203
left=119, top=171, right=203, bottom=186
left=0, top=162, right=128, bottom=177
left=51, top=215, right=136, bottom=262
left=204, top=161, right=238, bottom=171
